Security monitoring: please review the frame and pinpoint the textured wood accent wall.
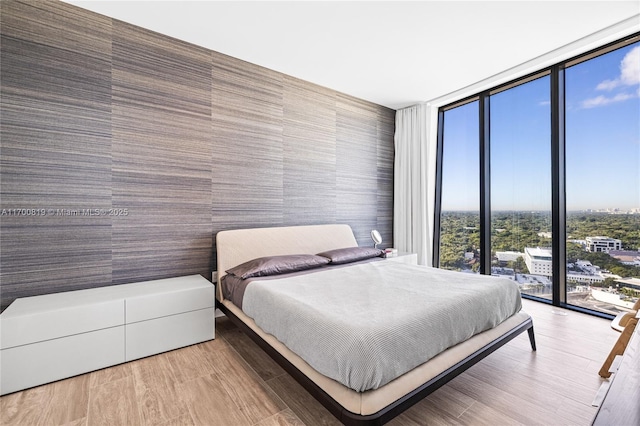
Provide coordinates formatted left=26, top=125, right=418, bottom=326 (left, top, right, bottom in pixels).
left=0, top=0, right=395, bottom=310
left=376, top=109, right=395, bottom=245
left=211, top=52, right=284, bottom=231
left=0, top=1, right=114, bottom=308
left=111, top=22, right=213, bottom=285
left=282, top=76, right=338, bottom=226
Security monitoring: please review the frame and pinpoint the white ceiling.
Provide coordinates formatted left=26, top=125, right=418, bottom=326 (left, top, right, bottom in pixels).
left=65, top=1, right=640, bottom=110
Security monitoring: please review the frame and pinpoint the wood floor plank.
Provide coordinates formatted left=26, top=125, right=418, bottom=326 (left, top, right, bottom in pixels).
left=417, top=385, right=475, bottom=418
left=457, top=401, right=526, bottom=426
left=205, top=344, right=287, bottom=424
left=177, top=373, right=252, bottom=425
left=411, top=407, right=465, bottom=426
left=214, top=314, right=239, bottom=336
left=155, top=413, right=195, bottom=426
left=89, top=362, right=132, bottom=388
left=197, top=334, right=233, bottom=353
left=388, top=398, right=466, bottom=426
left=0, top=384, right=54, bottom=425
left=585, top=359, right=607, bottom=376
left=164, top=343, right=217, bottom=384
left=387, top=384, right=475, bottom=425
left=553, top=396, right=599, bottom=426
left=466, top=356, right=587, bottom=409
left=448, top=373, right=577, bottom=425
left=87, top=376, right=141, bottom=426
left=478, top=348, right=605, bottom=405
left=37, top=375, right=90, bottom=426
left=60, top=418, right=87, bottom=426
left=265, top=374, right=342, bottom=426
left=253, top=408, right=306, bottom=426
left=217, top=320, right=287, bottom=381
left=131, top=354, right=189, bottom=425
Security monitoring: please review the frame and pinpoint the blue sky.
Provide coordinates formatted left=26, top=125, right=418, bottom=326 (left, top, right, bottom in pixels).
left=441, top=101, right=479, bottom=211
left=441, top=42, right=640, bottom=211
left=566, top=43, right=640, bottom=211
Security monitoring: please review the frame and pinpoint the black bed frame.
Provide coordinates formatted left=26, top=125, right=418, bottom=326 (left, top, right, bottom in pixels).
left=217, top=301, right=536, bottom=425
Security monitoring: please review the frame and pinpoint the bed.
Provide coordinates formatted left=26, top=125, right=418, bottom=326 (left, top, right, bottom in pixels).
left=215, top=224, right=536, bottom=425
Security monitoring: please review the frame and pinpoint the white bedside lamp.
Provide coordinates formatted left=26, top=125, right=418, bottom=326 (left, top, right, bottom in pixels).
left=371, top=229, right=382, bottom=248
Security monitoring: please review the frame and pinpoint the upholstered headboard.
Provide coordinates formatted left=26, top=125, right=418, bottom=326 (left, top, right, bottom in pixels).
left=215, top=224, right=358, bottom=301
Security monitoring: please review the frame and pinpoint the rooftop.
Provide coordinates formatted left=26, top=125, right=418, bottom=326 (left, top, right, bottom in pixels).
left=525, top=247, right=553, bottom=260
left=586, top=236, right=621, bottom=242
left=616, top=278, right=640, bottom=286
left=609, top=250, right=640, bottom=257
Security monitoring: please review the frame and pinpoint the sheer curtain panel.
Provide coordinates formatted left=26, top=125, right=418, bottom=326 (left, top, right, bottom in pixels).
left=393, top=103, right=438, bottom=266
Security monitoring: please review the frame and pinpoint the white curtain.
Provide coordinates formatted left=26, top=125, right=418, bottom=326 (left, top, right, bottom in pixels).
left=393, top=103, right=438, bottom=266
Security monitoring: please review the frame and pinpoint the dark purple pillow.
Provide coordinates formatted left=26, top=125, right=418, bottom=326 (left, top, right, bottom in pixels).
left=317, top=247, right=385, bottom=264
left=226, top=254, right=330, bottom=279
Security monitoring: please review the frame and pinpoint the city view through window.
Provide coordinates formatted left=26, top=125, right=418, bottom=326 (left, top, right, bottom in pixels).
left=438, top=40, right=639, bottom=316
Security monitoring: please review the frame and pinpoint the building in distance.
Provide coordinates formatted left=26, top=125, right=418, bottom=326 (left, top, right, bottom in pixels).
left=524, top=247, right=553, bottom=277
left=495, top=251, right=524, bottom=264
left=523, top=247, right=606, bottom=284
left=608, top=250, right=640, bottom=267
left=615, top=277, right=640, bottom=292
left=585, top=236, right=622, bottom=253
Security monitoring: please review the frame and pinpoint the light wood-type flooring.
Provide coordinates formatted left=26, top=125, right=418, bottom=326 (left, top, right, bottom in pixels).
left=0, top=299, right=619, bottom=425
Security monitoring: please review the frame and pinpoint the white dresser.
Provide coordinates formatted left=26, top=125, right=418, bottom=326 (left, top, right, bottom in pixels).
left=0, top=275, right=214, bottom=395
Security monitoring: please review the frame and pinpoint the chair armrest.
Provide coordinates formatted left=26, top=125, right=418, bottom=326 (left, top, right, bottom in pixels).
left=612, top=311, right=638, bottom=332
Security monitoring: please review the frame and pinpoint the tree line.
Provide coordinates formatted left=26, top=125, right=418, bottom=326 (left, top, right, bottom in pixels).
left=439, top=211, right=639, bottom=278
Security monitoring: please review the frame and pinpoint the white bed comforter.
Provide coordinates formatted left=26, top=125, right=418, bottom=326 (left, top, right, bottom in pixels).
left=242, top=261, right=522, bottom=392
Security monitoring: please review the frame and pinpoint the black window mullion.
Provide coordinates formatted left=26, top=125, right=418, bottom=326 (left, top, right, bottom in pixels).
left=432, top=110, right=445, bottom=268
left=551, top=65, right=567, bottom=306
left=479, top=92, right=491, bottom=275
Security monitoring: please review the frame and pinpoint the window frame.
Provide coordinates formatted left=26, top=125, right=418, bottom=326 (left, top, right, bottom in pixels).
left=434, top=32, right=640, bottom=320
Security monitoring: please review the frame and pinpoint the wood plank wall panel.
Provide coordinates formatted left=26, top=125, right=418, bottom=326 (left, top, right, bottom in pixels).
left=376, top=108, right=396, bottom=247
left=336, top=95, right=380, bottom=247
left=211, top=51, right=284, bottom=265
left=282, top=76, right=337, bottom=226
left=111, top=21, right=213, bottom=284
left=0, top=0, right=394, bottom=309
left=0, top=1, right=113, bottom=310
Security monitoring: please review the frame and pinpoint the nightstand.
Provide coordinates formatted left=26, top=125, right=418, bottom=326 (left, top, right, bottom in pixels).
left=384, top=252, right=418, bottom=265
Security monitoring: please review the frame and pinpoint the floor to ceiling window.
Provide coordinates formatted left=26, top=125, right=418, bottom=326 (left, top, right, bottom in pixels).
left=438, top=101, right=479, bottom=272
left=565, top=41, right=640, bottom=315
left=435, top=34, right=640, bottom=317
left=489, top=76, right=554, bottom=299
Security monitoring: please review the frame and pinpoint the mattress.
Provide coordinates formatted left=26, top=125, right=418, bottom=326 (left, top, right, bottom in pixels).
left=233, top=260, right=522, bottom=392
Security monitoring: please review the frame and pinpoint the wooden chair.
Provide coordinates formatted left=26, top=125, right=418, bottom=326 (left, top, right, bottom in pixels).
left=599, top=298, right=640, bottom=378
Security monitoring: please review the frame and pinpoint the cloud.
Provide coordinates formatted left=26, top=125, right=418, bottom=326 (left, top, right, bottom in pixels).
left=620, top=46, right=640, bottom=86
left=596, top=79, right=620, bottom=91
left=596, top=46, right=640, bottom=91
left=538, top=100, right=550, bottom=106
left=581, top=92, right=634, bottom=109
left=583, top=46, right=640, bottom=108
